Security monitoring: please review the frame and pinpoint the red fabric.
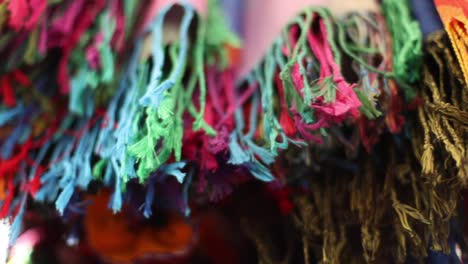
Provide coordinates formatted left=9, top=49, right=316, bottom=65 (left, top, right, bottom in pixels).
left=7, top=0, right=47, bottom=30
left=307, top=19, right=361, bottom=121
left=276, top=74, right=297, bottom=137
left=7, top=0, right=29, bottom=30
left=25, top=0, right=47, bottom=29
left=385, top=80, right=405, bottom=133
left=1, top=76, right=15, bottom=107
left=54, top=0, right=106, bottom=94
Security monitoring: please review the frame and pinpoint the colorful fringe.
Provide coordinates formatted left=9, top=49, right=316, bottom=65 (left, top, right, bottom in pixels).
left=239, top=29, right=465, bottom=264
left=0, top=0, right=467, bottom=262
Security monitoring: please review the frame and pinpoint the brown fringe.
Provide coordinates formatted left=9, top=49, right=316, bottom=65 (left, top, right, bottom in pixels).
left=240, top=30, right=466, bottom=263
left=417, top=31, right=468, bottom=184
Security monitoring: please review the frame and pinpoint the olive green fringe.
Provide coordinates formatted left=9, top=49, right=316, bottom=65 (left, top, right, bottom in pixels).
left=240, top=30, right=466, bottom=264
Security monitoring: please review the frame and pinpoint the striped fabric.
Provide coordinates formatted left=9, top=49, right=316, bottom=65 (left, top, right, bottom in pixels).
left=434, top=0, right=468, bottom=84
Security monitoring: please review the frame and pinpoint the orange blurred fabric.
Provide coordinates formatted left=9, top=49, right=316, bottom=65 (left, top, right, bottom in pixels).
left=85, top=191, right=193, bottom=263
left=434, top=0, right=468, bottom=84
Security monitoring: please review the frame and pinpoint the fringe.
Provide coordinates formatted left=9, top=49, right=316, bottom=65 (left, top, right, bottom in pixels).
left=240, top=29, right=464, bottom=264
left=1, top=2, right=464, bottom=259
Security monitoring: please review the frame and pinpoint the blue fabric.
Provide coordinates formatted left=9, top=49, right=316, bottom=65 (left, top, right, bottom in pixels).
left=426, top=221, right=461, bottom=264
left=221, top=0, right=244, bottom=35
left=409, top=0, right=443, bottom=36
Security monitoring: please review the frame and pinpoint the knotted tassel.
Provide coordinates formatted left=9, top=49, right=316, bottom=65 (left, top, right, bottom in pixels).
left=415, top=31, right=468, bottom=184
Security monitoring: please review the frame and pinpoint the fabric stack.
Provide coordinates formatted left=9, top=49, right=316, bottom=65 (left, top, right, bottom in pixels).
left=0, top=0, right=466, bottom=263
